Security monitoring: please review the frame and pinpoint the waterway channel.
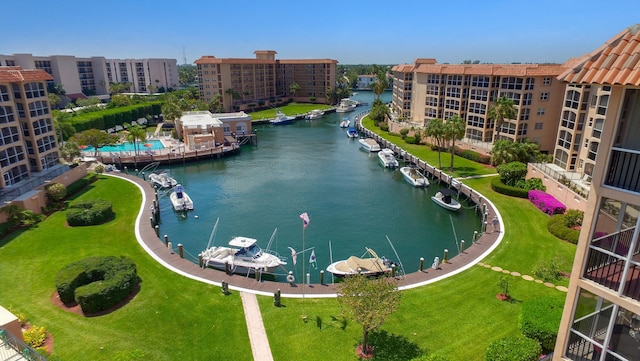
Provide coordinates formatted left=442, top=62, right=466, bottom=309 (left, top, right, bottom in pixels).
left=156, top=91, right=483, bottom=283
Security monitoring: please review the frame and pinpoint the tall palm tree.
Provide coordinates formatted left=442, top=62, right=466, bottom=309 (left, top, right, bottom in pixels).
left=289, top=82, right=301, bottom=99
left=371, top=74, right=388, bottom=100
left=127, top=125, right=147, bottom=155
left=490, top=140, right=519, bottom=165
left=424, top=118, right=446, bottom=169
left=443, top=115, right=466, bottom=171
left=488, top=95, right=517, bottom=143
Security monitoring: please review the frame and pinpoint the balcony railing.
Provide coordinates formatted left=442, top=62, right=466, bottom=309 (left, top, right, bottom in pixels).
left=605, top=148, right=640, bottom=193
left=0, top=328, right=48, bottom=361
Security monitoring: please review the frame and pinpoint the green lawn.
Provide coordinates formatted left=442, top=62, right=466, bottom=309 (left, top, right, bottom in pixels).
left=248, top=103, right=333, bottom=121
left=0, top=176, right=250, bottom=361
left=0, top=124, right=577, bottom=360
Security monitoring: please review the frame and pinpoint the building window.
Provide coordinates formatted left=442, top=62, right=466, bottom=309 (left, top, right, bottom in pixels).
left=0, top=145, right=25, bottom=168
left=565, top=90, right=580, bottom=109
left=592, top=118, right=604, bottom=139
left=32, top=118, right=54, bottom=135
left=468, top=102, right=487, bottom=115
left=597, top=95, right=609, bottom=115
left=470, top=89, right=488, bottom=101
left=0, top=126, right=20, bottom=146
left=537, top=108, right=545, bottom=116
left=520, top=108, right=530, bottom=121
left=543, top=77, right=551, bottom=85
left=522, top=93, right=532, bottom=106
left=534, top=122, right=543, bottom=130
left=0, top=106, right=15, bottom=124
left=561, top=110, right=577, bottom=129
left=24, top=82, right=46, bottom=99
left=517, top=123, right=528, bottom=136
left=0, top=85, right=9, bottom=101
left=540, top=92, right=549, bottom=101
left=557, top=130, right=572, bottom=150
left=525, top=77, right=535, bottom=90
left=501, top=77, right=523, bottom=90
left=466, top=115, right=485, bottom=128
left=2, top=163, right=28, bottom=186
left=28, top=101, right=49, bottom=118
left=471, top=76, right=490, bottom=88
left=500, top=91, right=521, bottom=105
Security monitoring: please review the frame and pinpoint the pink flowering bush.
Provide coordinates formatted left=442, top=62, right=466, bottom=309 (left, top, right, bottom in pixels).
left=528, top=190, right=566, bottom=216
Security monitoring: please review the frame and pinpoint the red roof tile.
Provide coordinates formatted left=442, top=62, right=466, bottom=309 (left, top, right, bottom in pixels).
left=558, top=24, right=640, bottom=86
left=0, top=67, right=53, bottom=83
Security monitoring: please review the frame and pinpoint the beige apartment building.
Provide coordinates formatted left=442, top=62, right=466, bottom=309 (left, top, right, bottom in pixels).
left=0, top=53, right=178, bottom=98
left=553, top=24, right=640, bottom=361
left=195, top=50, right=337, bottom=112
left=391, top=60, right=566, bottom=153
left=0, top=67, right=60, bottom=196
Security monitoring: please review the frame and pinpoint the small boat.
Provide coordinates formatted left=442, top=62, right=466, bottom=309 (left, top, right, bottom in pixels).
left=377, top=148, right=399, bottom=168
left=170, top=184, right=194, bottom=211
left=431, top=189, right=461, bottom=211
left=339, top=117, right=350, bottom=128
left=336, top=98, right=356, bottom=113
left=347, top=127, right=359, bottom=138
left=199, top=228, right=287, bottom=275
left=326, top=247, right=394, bottom=277
left=359, top=138, right=381, bottom=152
left=269, top=110, right=295, bottom=125
left=149, top=171, right=177, bottom=189
left=400, top=166, right=429, bottom=187
left=305, top=109, right=324, bottom=120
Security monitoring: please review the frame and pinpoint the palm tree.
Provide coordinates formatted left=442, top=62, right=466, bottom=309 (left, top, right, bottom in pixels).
left=289, top=82, right=301, bottom=99
left=443, top=115, right=466, bottom=171
left=424, top=118, right=446, bottom=169
left=488, top=95, right=517, bottom=143
left=127, top=125, right=147, bottom=155
left=371, top=74, right=388, bottom=100
left=490, top=140, right=519, bottom=165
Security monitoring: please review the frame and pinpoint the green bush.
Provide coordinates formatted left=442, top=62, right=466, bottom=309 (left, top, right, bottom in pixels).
left=547, top=214, right=580, bottom=244
left=23, top=325, right=47, bottom=348
left=532, top=259, right=562, bottom=282
left=66, top=199, right=113, bottom=226
left=455, top=148, right=492, bottom=164
left=405, top=136, right=421, bottom=144
left=518, top=297, right=564, bottom=352
left=515, top=177, right=546, bottom=191
left=55, top=256, right=139, bottom=314
left=490, top=177, right=529, bottom=198
left=564, top=209, right=584, bottom=228
left=380, top=123, right=389, bottom=131
left=66, top=173, right=98, bottom=197
left=485, top=336, right=541, bottom=361
left=496, top=161, right=528, bottom=186
left=45, top=182, right=67, bottom=203
left=399, top=128, right=410, bottom=137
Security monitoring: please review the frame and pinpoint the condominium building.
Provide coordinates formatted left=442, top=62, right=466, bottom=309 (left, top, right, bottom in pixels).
left=195, top=50, right=337, bottom=112
left=391, top=60, right=566, bottom=152
left=554, top=24, right=640, bottom=361
left=0, top=54, right=178, bottom=97
left=0, top=67, right=59, bottom=191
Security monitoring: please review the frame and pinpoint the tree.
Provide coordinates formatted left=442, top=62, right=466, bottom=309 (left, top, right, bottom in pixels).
left=48, top=93, right=61, bottom=109
left=371, top=73, right=388, bottom=100
left=424, top=118, right=446, bottom=169
left=178, top=64, right=196, bottom=86
left=60, top=141, right=81, bottom=161
left=289, top=82, right=300, bottom=98
left=443, top=115, right=466, bottom=171
left=45, top=183, right=67, bottom=204
left=70, top=129, right=118, bottom=157
left=225, top=88, right=241, bottom=107
left=488, top=95, right=517, bottom=143
left=369, top=99, right=390, bottom=125
left=110, top=94, right=131, bottom=107
left=337, top=274, right=401, bottom=358
left=127, top=125, right=147, bottom=155
left=1, top=204, right=24, bottom=229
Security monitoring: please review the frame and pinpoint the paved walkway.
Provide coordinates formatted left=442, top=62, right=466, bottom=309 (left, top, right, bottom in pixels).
left=240, top=292, right=274, bottom=361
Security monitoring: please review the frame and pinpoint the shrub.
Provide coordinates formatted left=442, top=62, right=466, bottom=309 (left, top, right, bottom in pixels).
left=45, top=183, right=67, bottom=203
left=66, top=173, right=98, bottom=197
left=518, top=297, right=564, bottom=353
left=379, top=123, right=389, bottom=131
left=532, top=259, right=562, bottom=282
left=515, top=177, right=546, bottom=191
left=23, top=325, right=47, bottom=348
left=95, top=164, right=105, bottom=174
left=55, top=256, right=139, bottom=314
left=528, top=190, right=566, bottom=215
left=455, top=148, right=491, bottom=164
left=405, top=136, right=420, bottom=144
left=547, top=214, right=580, bottom=244
left=496, top=162, right=528, bottom=186
left=490, top=177, right=529, bottom=198
left=564, top=209, right=584, bottom=228
left=399, top=128, right=410, bottom=137
left=485, top=336, right=541, bottom=361
left=66, top=199, right=114, bottom=226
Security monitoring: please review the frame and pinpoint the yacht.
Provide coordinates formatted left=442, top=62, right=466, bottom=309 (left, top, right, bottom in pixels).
left=400, top=166, right=429, bottom=187
left=358, top=138, right=381, bottom=152
left=269, top=110, right=295, bottom=125
left=169, top=184, right=194, bottom=211
left=335, top=98, right=356, bottom=113
left=377, top=148, right=399, bottom=168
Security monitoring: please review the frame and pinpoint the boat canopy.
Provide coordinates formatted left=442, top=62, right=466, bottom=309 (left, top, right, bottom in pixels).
left=228, top=236, right=258, bottom=248
left=340, top=256, right=387, bottom=273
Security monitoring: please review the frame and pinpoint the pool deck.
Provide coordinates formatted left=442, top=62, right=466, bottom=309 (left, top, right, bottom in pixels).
left=113, top=171, right=503, bottom=298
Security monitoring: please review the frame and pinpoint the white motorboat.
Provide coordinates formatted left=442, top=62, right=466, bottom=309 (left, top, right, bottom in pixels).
left=339, top=117, right=350, bottom=128
left=305, top=109, right=324, bottom=120
left=400, top=166, right=429, bottom=187
left=347, top=127, right=358, bottom=138
left=149, top=171, right=177, bottom=189
left=359, top=138, right=381, bottom=152
left=377, top=148, right=398, bottom=168
left=431, top=189, right=461, bottom=211
left=326, top=247, right=394, bottom=277
left=170, top=184, right=194, bottom=211
left=335, top=98, right=356, bottom=113
left=199, top=228, right=287, bottom=275
left=269, top=110, right=295, bottom=125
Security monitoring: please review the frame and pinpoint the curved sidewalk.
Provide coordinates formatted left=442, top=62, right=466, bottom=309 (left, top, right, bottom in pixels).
left=114, top=171, right=504, bottom=298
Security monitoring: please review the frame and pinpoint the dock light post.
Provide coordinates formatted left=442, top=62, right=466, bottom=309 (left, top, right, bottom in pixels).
left=154, top=225, right=160, bottom=237
left=167, top=242, right=172, bottom=253
left=473, top=231, right=478, bottom=243
left=320, top=270, right=325, bottom=285
left=142, top=171, right=146, bottom=181
left=164, top=234, right=169, bottom=247
left=274, top=289, right=281, bottom=307
left=306, top=273, right=310, bottom=285
left=419, top=257, right=425, bottom=271
left=178, top=244, right=184, bottom=258
left=461, top=240, right=465, bottom=253
left=483, top=221, right=488, bottom=233
left=149, top=216, right=154, bottom=227
left=391, top=264, right=397, bottom=277
left=443, top=249, right=448, bottom=263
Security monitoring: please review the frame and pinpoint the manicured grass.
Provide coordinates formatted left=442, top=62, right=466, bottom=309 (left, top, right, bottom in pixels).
left=249, top=103, right=333, bottom=120
left=0, top=176, right=250, bottom=361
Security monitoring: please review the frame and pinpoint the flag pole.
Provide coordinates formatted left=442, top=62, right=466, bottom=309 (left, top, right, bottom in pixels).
left=302, top=223, right=306, bottom=321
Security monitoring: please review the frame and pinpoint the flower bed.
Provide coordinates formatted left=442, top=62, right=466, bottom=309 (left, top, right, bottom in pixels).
left=528, top=190, right=566, bottom=216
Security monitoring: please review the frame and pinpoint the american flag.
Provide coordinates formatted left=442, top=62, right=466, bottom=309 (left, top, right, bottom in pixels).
left=300, top=212, right=310, bottom=229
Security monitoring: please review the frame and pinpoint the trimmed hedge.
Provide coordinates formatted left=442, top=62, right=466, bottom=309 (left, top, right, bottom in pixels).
left=485, top=336, right=541, bottom=361
left=55, top=256, right=139, bottom=314
left=66, top=199, right=114, bottom=226
left=66, top=173, right=98, bottom=197
left=490, top=177, right=529, bottom=198
left=529, top=190, right=566, bottom=215
left=519, top=296, right=564, bottom=352
left=547, top=214, right=580, bottom=244
left=456, top=148, right=491, bottom=164
left=67, top=101, right=162, bottom=132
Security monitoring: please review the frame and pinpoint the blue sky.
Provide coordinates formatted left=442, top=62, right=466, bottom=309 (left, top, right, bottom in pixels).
left=2, top=0, right=637, bottom=65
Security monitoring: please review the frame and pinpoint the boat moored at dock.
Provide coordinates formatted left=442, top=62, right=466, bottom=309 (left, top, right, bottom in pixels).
left=359, top=138, right=381, bottom=152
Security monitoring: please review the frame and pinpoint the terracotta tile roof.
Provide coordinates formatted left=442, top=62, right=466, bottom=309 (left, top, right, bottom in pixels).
left=391, top=64, right=415, bottom=72
left=194, top=55, right=337, bottom=65
left=277, top=59, right=337, bottom=64
left=558, top=24, right=640, bottom=86
left=0, top=67, right=53, bottom=83
left=414, top=63, right=564, bottom=76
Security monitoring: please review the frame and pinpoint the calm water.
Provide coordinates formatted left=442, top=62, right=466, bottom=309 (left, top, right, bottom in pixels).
left=156, top=91, right=482, bottom=282
left=84, top=139, right=165, bottom=152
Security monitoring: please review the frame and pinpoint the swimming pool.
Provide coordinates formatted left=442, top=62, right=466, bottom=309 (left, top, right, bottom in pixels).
left=82, top=139, right=165, bottom=152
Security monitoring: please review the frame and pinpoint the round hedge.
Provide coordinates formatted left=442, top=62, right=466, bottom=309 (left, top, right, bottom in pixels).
left=55, top=256, right=139, bottom=314
left=518, top=296, right=564, bottom=352
left=490, top=177, right=530, bottom=198
left=66, top=199, right=114, bottom=226
left=547, top=214, right=580, bottom=244
left=485, top=336, right=541, bottom=361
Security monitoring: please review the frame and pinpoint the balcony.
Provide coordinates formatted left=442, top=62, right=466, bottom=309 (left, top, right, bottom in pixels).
left=583, top=228, right=640, bottom=301
left=605, top=148, right=640, bottom=193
